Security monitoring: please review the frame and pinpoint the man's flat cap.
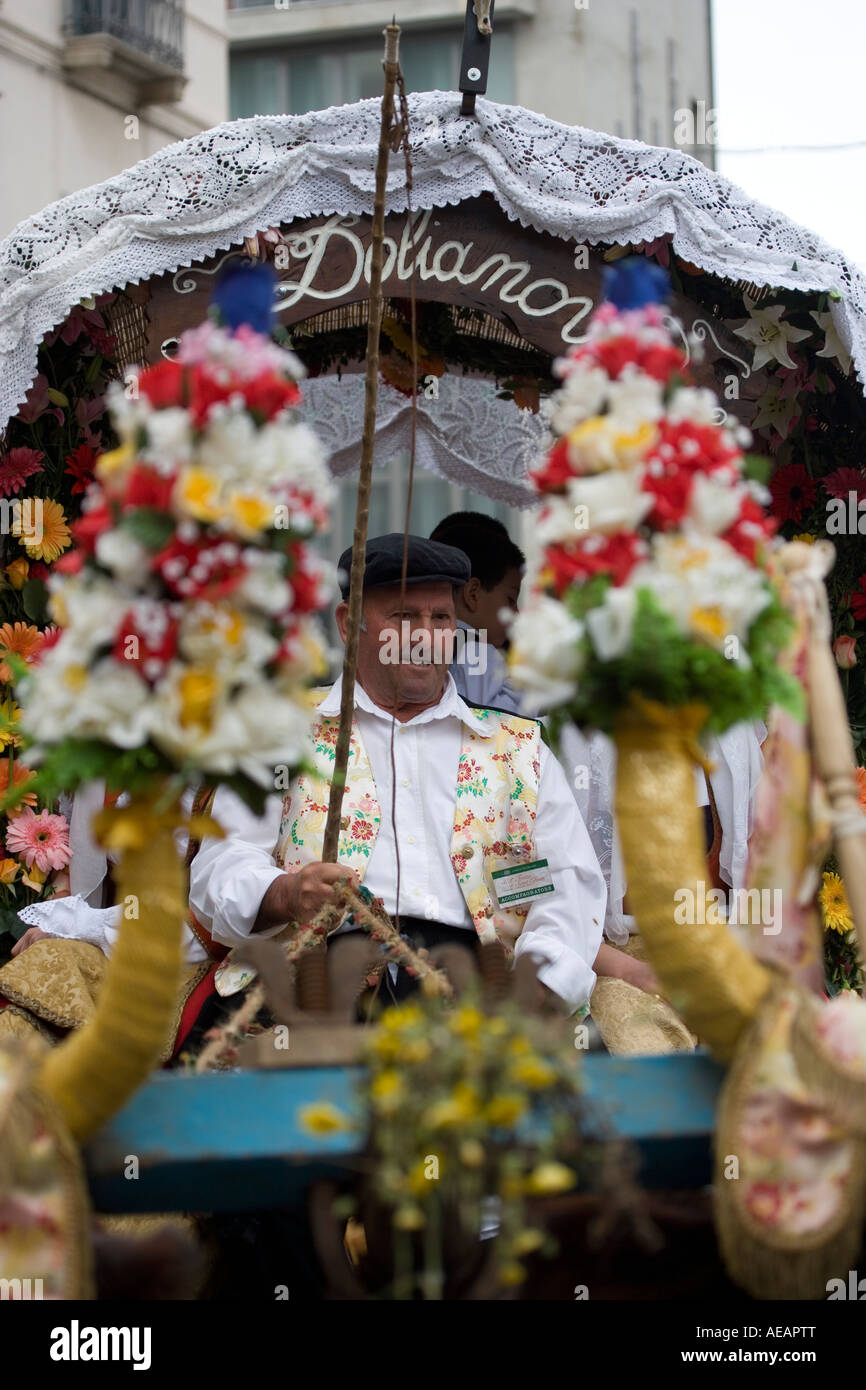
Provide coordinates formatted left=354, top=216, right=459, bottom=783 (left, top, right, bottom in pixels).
left=337, top=533, right=471, bottom=600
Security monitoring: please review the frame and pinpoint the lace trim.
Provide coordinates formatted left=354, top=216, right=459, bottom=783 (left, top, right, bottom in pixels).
left=2, top=92, right=865, bottom=433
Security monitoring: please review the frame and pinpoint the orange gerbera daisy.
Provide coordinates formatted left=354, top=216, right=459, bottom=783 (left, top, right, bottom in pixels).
left=0, top=621, right=42, bottom=682
left=0, top=757, right=38, bottom=812
left=13, top=496, right=71, bottom=562
left=857, top=766, right=866, bottom=813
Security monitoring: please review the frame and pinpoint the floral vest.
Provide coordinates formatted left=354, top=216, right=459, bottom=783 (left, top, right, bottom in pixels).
left=275, top=700, right=543, bottom=946
left=212, top=694, right=542, bottom=996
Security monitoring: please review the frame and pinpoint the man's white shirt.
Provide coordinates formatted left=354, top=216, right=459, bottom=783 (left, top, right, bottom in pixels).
left=189, top=674, right=606, bottom=1012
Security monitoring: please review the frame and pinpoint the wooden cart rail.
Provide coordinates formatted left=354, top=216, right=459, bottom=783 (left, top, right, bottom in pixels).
left=84, top=1051, right=723, bottom=1213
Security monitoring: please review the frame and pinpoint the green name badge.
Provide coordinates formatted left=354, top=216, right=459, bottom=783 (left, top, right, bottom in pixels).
left=491, top=858, right=555, bottom=908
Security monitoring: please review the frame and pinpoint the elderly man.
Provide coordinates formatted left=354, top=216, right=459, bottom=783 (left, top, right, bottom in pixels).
left=189, top=533, right=605, bottom=1013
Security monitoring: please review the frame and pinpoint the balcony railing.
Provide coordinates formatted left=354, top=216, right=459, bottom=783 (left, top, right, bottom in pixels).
left=63, top=0, right=185, bottom=72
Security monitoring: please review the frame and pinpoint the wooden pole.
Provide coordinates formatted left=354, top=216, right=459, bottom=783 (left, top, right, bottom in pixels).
left=321, top=23, right=401, bottom=865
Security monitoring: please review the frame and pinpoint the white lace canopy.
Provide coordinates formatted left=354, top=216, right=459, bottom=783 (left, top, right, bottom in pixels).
left=2, top=90, right=866, bottom=437
left=306, top=374, right=544, bottom=506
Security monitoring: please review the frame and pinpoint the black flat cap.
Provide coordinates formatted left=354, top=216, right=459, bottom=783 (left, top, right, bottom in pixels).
left=337, top=533, right=471, bottom=600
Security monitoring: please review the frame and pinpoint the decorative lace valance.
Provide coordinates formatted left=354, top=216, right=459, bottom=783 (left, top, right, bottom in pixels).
left=2, top=90, right=865, bottom=432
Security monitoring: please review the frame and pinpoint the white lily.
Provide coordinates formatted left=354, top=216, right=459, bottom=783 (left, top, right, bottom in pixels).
left=733, top=297, right=810, bottom=372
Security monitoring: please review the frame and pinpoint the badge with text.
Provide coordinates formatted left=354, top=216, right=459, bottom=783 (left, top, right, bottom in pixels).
left=491, top=857, right=555, bottom=908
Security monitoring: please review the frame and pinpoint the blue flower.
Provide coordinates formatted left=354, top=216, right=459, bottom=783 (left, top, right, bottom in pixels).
left=602, top=258, right=670, bottom=310
left=211, top=261, right=277, bottom=335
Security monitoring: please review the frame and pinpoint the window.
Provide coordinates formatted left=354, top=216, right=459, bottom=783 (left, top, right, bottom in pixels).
left=230, top=29, right=515, bottom=118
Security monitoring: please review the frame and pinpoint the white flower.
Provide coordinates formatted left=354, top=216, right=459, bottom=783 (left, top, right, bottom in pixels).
left=22, top=651, right=153, bottom=750
left=535, top=496, right=584, bottom=547
left=94, top=528, right=152, bottom=588
left=606, top=370, right=665, bottom=432
left=566, top=469, right=653, bottom=534
left=666, top=386, right=722, bottom=426
left=585, top=586, right=637, bottom=661
left=549, top=366, right=609, bottom=433
left=733, top=297, right=810, bottom=372
left=152, top=673, right=313, bottom=786
left=688, top=473, right=745, bottom=535
left=236, top=552, right=293, bottom=615
left=632, top=532, right=771, bottom=654
left=140, top=407, right=193, bottom=472
left=47, top=574, right=129, bottom=658
left=178, top=605, right=279, bottom=680
left=508, top=595, right=585, bottom=713
left=810, top=309, right=852, bottom=376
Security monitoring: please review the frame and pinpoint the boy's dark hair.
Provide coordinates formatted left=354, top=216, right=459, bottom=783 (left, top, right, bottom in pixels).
left=430, top=511, right=525, bottom=590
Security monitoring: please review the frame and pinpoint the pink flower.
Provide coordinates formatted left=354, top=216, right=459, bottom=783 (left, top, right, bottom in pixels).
left=834, top=635, right=858, bottom=669
left=6, top=808, right=71, bottom=873
left=822, top=466, right=866, bottom=501
left=0, top=446, right=45, bottom=497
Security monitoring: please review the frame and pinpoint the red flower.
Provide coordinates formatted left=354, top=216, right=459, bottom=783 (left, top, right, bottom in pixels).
left=122, top=465, right=176, bottom=512
left=0, top=447, right=44, bottom=497
left=153, top=534, right=246, bottom=602
left=593, top=335, right=643, bottom=378
left=286, top=542, right=323, bottom=614
left=641, top=468, right=693, bottom=530
left=822, top=466, right=866, bottom=501
left=71, top=502, right=113, bottom=554
left=721, top=496, right=776, bottom=564
left=646, top=419, right=740, bottom=479
left=139, top=360, right=186, bottom=409
left=30, top=626, right=62, bottom=662
left=768, top=464, right=816, bottom=524
left=638, top=342, right=688, bottom=382
left=188, top=367, right=235, bottom=426
left=53, top=549, right=84, bottom=576
left=112, top=606, right=179, bottom=684
left=545, top=533, right=647, bottom=595
left=531, top=438, right=573, bottom=494
left=240, top=372, right=302, bottom=422
left=64, top=444, right=97, bottom=495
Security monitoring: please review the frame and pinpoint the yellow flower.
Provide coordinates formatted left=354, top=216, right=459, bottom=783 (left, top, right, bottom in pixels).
left=506, top=1034, right=532, bottom=1058
left=689, top=605, right=727, bottom=643
left=380, top=1002, right=424, bottom=1033
left=228, top=493, right=275, bottom=534
left=0, top=857, right=19, bottom=883
left=459, top=1138, right=485, bottom=1168
left=393, top=1205, right=425, bottom=1231
left=14, top=498, right=71, bottom=562
left=525, top=1161, right=576, bottom=1196
left=0, top=698, right=22, bottom=748
left=177, top=467, right=222, bottom=522
left=403, top=1037, right=432, bottom=1064
left=509, top=1056, right=556, bottom=1090
left=406, top=1156, right=440, bottom=1195
left=485, top=1093, right=527, bottom=1128
left=424, top=1082, right=480, bottom=1129
left=370, top=1069, right=404, bottom=1113
left=820, top=871, right=853, bottom=935
left=510, top=1228, right=545, bottom=1256
left=791, top=533, right=816, bottom=544
left=499, top=1261, right=526, bottom=1287
left=96, top=443, right=134, bottom=480
left=21, top=864, right=48, bottom=890
left=487, top=1017, right=508, bottom=1036
left=4, top=559, right=29, bottom=590
left=368, top=1032, right=403, bottom=1062
left=450, top=1005, right=484, bottom=1039
left=62, top=664, right=88, bottom=692
left=298, top=1102, right=350, bottom=1135
left=179, top=667, right=220, bottom=729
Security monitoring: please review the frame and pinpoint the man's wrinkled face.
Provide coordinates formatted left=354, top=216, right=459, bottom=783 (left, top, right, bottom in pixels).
left=337, top=580, right=457, bottom=709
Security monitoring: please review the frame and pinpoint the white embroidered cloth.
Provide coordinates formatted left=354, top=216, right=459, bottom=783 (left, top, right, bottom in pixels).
left=2, top=92, right=865, bottom=437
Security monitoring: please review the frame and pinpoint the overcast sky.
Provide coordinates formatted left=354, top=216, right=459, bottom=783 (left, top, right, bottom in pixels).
left=713, top=0, right=866, bottom=270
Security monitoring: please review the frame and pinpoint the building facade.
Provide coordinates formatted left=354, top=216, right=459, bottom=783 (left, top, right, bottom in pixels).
left=0, top=0, right=229, bottom=237
left=227, top=0, right=715, bottom=166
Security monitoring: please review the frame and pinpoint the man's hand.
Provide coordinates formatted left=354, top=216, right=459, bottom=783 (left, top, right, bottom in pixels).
left=11, top=927, right=54, bottom=956
left=254, top=864, right=360, bottom=932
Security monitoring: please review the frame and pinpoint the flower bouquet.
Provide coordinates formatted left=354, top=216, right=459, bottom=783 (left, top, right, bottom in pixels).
left=20, top=278, right=335, bottom=811
left=510, top=263, right=795, bottom=1059
left=510, top=266, right=800, bottom=735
